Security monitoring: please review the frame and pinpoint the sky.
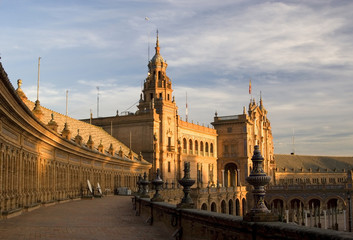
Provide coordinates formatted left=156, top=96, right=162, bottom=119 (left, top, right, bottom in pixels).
left=0, top=0, right=352, bottom=156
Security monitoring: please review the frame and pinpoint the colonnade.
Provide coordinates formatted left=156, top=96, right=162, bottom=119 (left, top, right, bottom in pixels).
left=0, top=140, right=141, bottom=213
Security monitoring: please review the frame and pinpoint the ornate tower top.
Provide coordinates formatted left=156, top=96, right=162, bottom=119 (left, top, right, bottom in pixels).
left=137, top=31, right=174, bottom=114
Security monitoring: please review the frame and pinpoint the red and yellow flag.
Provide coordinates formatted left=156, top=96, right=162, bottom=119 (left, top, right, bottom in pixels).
left=249, top=79, right=252, bottom=94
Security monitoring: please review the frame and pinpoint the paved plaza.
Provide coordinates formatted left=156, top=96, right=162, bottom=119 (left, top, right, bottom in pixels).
left=0, top=196, right=173, bottom=240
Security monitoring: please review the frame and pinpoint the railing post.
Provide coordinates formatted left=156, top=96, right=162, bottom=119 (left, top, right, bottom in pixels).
left=177, top=162, right=195, bottom=209
left=140, top=172, right=150, bottom=199
left=151, top=168, right=164, bottom=202
left=244, top=145, right=278, bottom=222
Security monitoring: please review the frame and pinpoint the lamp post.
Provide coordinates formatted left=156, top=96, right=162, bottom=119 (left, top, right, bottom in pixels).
left=348, top=191, right=352, bottom=232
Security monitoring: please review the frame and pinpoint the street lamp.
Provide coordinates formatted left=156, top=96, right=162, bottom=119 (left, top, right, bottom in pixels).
left=348, top=191, right=352, bottom=232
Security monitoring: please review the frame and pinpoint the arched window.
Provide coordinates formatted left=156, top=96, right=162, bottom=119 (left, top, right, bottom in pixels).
left=195, top=140, right=199, bottom=155
left=205, top=142, right=209, bottom=155
left=183, top=138, right=187, bottom=154
left=211, top=202, right=217, bottom=212
left=229, top=199, right=234, bottom=215
left=201, top=203, right=207, bottom=211
left=221, top=200, right=226, bottom=214
left=210, top=143, right=214, bottom=156
left=200, top=141, right=204, bottom=153
left=189, top=139, right=193, bottom=154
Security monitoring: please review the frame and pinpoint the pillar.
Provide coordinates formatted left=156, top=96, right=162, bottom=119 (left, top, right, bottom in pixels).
left=343, top=210, right=346, bottom=231
left=237, top=169, right=241, bottom=186
left=221, top=170, right=225, bottom=187
left=227, top=170, right=230, bottom=187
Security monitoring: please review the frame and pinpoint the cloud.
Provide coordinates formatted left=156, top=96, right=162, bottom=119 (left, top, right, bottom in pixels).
left=1, top=0, right=352, bottom=156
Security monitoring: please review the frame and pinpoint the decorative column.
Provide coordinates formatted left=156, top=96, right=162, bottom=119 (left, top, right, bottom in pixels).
left=151, top=169, right=164, bottom=202
left=244, top=145, right=279, bottom=222
left=177, top=162, right=195, bottom=209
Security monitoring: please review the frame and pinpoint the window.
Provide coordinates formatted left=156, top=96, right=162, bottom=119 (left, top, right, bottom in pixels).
left=168, top=137, right=171, bottom=146
left=168, top=161, right=171, bottom=172
left=167, top=94, right=170, bottom=100
left=150, top=93, right=153, bottom=100
left=231, top=144, right=235, bottom=154
left=227, top=127, right=232, bottom=133
left=224, top=145, right=229, bottom=153
left=159, top=93, right=162, bottom=99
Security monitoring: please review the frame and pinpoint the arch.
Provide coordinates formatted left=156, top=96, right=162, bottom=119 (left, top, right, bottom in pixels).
left=210, top=143, right=214, bottom=154
left=200, top=141, right=204, bottom=154
left=242, top=198, right=247, bottom=216
left=290, top=198, right=304, bottom=210
left=324, top=196, right=346, bottom=208
left=308, top=198, right=321, bottom=210
left=211, top=202, right=217, bottom=212
left=224, top=163, right=238, bottom=187
left=270, top=198, right=284, bottom=217
left=221, top=200, right=226, bottom=214
left=201, top=203, right=207, bottom=211
left=236, top=198, right=240, bottom=216
left=327, top=198, right=338, bottom=210
left=205, top=142, right=209, bottom=153
left=228, top=199, right=233, bottom=215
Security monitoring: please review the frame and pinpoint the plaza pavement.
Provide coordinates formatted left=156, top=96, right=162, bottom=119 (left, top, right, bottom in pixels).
left=0, top=196, right=173, bottom=240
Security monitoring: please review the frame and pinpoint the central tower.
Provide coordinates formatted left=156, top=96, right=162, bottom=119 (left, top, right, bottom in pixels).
left=137, top=32, right=180, bottom=182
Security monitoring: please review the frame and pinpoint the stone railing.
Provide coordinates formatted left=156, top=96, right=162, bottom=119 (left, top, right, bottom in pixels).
left=134, top=197, right=353, bottom=240
left=267, top=183, right=347, bottom=191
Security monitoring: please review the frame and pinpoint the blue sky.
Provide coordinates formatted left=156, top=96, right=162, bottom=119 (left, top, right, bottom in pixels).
left=0, top=0, right=352, bottom=156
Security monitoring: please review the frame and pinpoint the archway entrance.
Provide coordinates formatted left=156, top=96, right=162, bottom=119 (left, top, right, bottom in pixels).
left=224, top=163, right=238, bottom=187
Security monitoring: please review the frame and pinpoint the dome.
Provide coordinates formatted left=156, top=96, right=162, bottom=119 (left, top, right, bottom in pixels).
left=151, top=53, right=165, bottom=63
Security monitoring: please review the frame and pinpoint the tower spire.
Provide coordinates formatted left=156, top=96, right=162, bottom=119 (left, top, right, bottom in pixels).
left=155, top=29, right=160, bottom=55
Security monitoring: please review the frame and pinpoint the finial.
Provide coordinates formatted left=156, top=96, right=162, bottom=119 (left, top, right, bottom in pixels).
left=17, top=79, right=22, bottom=89
left=16, top=79, right=27, bottom=101
left=260, top=91, right=263, bottom=107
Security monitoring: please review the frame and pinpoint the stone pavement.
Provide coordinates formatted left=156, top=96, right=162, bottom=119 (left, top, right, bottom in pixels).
left=0, top=196, right=173, bottom=240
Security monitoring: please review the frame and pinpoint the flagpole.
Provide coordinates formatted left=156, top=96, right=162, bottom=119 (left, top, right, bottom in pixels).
left=249, top=79, right=252, bottom=102
left=186, top=91, right=188, bottom=122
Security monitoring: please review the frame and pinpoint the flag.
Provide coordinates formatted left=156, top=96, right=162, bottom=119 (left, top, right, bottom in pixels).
left=249, top=79, right=252, bottom=94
